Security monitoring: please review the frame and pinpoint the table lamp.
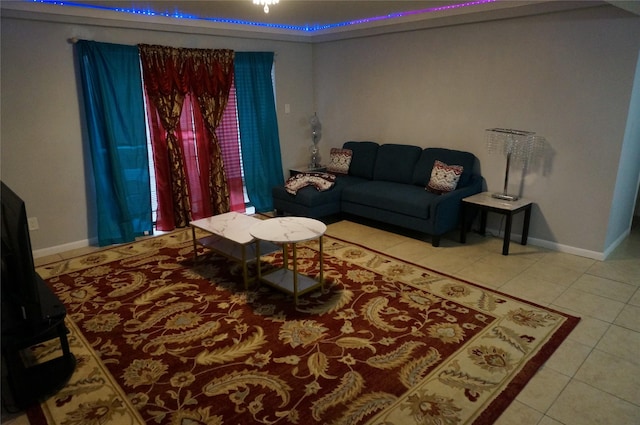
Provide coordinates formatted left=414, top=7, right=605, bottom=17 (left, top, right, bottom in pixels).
left=309, top=113, right=322, bottom=168
left=486, top=128, right=547, bottom=201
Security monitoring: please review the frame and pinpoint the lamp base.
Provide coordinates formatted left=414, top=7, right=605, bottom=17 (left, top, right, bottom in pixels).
left=491, top=192, right=519, bottom=201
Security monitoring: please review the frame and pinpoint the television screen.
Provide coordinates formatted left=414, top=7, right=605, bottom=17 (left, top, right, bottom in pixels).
left=1, top=181, right=64, bottom=330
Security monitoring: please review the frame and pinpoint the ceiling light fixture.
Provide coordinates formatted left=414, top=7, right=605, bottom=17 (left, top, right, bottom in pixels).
left=253, top=0, right=278, bottom=14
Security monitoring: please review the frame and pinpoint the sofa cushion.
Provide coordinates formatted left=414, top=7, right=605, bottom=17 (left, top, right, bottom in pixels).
left=326, top=148, right=352, bottom=174
left=426, top=160, right=463, bottom=194
left=343, top=141, right=379, bottom=179
left=373, top=144, right=422, bottom=184
left=412, top=148, right=477, bottom=188
left=342, top=181, right=439, bottom=220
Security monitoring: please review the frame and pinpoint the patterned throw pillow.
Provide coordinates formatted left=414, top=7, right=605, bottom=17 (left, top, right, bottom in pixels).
left=326, top=148, right=353, bottom=175
left=426, top=160, right=464, bottom=194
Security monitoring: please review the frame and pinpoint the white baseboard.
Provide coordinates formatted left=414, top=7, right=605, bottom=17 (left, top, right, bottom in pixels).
left=602, top=228, right=630, bottom=260
left=33, top=237, right=98, bottom=259
left=35, top=229, right=612, bottom=262
left=526, top=237, right=605, bottom=261
left=485, top=227, right=605, bottom=261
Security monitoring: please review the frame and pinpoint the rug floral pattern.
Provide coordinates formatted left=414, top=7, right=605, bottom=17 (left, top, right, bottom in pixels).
left=31, top=228, right=579, bottom=425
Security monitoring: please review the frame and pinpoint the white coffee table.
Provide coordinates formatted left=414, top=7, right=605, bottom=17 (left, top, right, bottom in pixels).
left=190, top=212, right=278, bottom=289
left=250, top=217, right=326, bottom=304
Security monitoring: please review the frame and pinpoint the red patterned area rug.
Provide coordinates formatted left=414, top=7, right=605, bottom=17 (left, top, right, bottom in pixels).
left=27, top=228, right=579, bottom=425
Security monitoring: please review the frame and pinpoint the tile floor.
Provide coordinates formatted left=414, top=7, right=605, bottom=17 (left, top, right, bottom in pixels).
left=3, top=219, right=639, bottom=425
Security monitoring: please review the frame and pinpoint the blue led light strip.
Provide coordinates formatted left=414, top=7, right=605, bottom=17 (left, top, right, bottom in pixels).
left=29, top=0, right=497, bottom=33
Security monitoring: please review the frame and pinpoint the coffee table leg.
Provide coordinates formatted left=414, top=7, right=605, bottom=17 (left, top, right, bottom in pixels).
left=256, top=239, right=262, bottom=281
left=241, top=244, right=248, bottom=290
left=191, top=226, right=198, bottom=259
left=292, top=243, right=299, bottom=305
left=283, top=242, right=289, bottom=270
left=319, top=236, right=324, bottom=290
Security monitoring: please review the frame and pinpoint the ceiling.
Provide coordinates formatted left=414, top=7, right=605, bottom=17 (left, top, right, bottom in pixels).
left=3, top=0, right=639, bottom=42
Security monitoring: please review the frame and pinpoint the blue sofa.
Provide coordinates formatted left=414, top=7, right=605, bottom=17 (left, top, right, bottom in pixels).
left=272, top=141, right=484, bottom=246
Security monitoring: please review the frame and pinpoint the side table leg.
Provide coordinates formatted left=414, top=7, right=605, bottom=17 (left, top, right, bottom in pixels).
left=460, top=204, right=467, bottom=244
left=503, top=213, right=513, bottom=255
left=522, top=205, right=532, bottom=245
left=480, top=210, right=488, bottom=236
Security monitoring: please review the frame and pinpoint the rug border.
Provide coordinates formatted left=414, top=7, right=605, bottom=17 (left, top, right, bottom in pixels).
left=326, top=233, right=581, bottom=321
left=325, top=233, right=581, bottom=424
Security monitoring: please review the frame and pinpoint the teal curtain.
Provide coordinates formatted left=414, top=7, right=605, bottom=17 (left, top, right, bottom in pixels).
left=234, top=52, right=284, bottom=212
left=77, top=40, right=152, bottom=246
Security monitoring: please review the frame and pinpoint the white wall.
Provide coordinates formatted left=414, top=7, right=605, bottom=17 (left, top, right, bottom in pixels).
left=2, top=5, right=640, bottom=259
left=1, top=14, right=315, bottom=253
left=606, top=49, right=640, bottom=253
left=313, top=5, right=640, bottom=256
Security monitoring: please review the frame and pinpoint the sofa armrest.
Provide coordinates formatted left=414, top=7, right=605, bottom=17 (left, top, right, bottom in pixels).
left=429, top=175, right=484, bottom=236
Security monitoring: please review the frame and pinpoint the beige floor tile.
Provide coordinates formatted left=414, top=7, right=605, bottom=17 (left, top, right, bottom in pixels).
left=382, top=239, right=437, bottom=263
left=544, top=338, right=592, bottom=377
left=360, top=233, right=409, bottom=252
left=501, top=243, right=550, bottom=261
left=413, top=251, right=470, bottom=275
left=596, top=325, right=640, bottom=365
left=499, top=274, right=566, bottom=306
left=614, top=304, right=640, bottom=332
left=629, top=288, right=640, bottom=307
left=522, top=262, right=583, bottom=287
left=552, top=289, right=625, bottom=323
left=587, top=259, right=640, bottom=287
left=547, top=380, right=640, bottom=425
left=537, top=416, right=565, bottom=425
left=516, top=366, right=571, bottom=413
left=570, top=274, right=637, bottom=303
left=455, top=265, right=517, bottom=288
left=566, top=315, right=611, bottom=348
left=539, top=251, right=597, bottom=273
left=326, top=220, right=372, bottom=240
left=494, top=400, right=543, bottom=425
left=476, top=251, right=538, bottom=271
left=574, top=349, right=640, bottom=405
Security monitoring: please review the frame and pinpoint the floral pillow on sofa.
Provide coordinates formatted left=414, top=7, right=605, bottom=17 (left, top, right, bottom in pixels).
left=326, top=148, right=352, bottom=174
left=426, top=160, right=463, bottom=194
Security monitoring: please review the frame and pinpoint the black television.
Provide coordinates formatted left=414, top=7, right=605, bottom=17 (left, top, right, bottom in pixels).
left=1, top=181, right=65, bottom=332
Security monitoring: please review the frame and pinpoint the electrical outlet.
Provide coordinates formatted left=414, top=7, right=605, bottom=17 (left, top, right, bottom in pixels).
left=28, top=217, right=39, bottom=231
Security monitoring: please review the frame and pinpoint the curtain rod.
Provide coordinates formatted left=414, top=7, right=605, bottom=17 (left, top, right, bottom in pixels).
left=66, top=38, right=277, bottom=57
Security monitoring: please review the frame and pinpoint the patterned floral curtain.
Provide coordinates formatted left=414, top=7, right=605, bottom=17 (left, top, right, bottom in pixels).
left=139, top=45, right=235, bottom=229
left=188, top=49, right=234, bottom=216
left=139, top=45, right=191, bottom=229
